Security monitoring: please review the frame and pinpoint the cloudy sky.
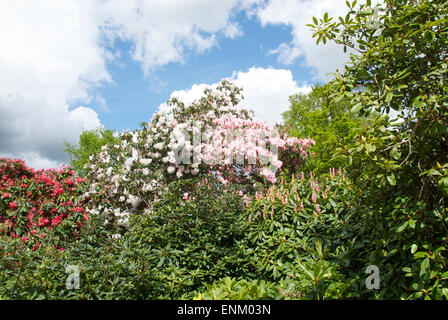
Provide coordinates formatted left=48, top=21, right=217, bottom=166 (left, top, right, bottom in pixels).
left=0, top=0, right=354, bottom=169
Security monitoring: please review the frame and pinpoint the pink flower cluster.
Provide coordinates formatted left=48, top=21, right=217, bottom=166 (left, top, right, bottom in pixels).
left=0, top=158, right=91, bottom=249
left=85, top=80, right=315, bottom=222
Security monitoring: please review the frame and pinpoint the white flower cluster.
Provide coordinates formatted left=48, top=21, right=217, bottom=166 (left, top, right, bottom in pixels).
left=85, top=80, right=314, bottom=226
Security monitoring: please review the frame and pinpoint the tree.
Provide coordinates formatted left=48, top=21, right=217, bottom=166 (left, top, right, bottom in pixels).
left=308, top=0, right=448, bottom=299
left=282, top=82, right=374, bottom=173
left=64, top=127, right=120, bottom=177
left=309, top=0, right=448, bottom=202
left=84, top=80, right=314, bottom=228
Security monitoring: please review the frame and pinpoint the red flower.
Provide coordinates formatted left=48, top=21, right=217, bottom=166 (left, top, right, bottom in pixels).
left=51, top=216, right=62, bottom=226
left=38, top=217, right=50, bottom=227
left=9, top=201, right=17, bottom=210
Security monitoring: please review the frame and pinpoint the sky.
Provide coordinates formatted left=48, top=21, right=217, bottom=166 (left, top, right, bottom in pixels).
left=0, top=0, right=356, bottom=169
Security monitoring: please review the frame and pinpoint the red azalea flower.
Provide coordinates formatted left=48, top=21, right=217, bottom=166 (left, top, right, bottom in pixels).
left=9, top=201, right=17, bottom=210
left=51, top=216, right=62, bottom=226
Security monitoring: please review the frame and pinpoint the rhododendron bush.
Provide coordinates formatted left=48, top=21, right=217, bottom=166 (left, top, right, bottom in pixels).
left=86, top=80, right=314, bottom=227
left=238, top=168, right=362, bottom=298
left=0, top=158, right=91, bottom=249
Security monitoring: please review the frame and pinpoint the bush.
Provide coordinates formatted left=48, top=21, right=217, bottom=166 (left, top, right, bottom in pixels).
left=240, top=170, right=361, bottom=299
left=0, top=212, right=138, bottom=299
left=308, top=0, right=448, bottom=299
left=193, top=277, right=296, bottom=300
left=122, top=176, right=251, bottom=298
left=0, top=174, right=253, bottom=299
left=0, top=158, right=92, bottom=249
left=84, top=80, right=314, bottom=231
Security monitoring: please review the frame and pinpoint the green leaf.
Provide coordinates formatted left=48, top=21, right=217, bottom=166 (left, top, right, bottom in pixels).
left=385, top=92, right=393, bottom=104
left=386, top=174, right=396, bottom=186
left=412, top=100, right=424, bottom=109
left=315, top=239, right=323, bottom=258
left=365, top=143, right=376, bottom=152
left=397, top=221, right=408, bottom=233
left=391, top=147, right=401, bottom=160
left=351, top=103, right=362, bottom=113
left=420, top=258, right=429, bottom=277
left=442, top=288, right=448, bottom=299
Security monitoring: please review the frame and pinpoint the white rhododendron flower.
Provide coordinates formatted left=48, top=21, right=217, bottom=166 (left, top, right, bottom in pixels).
left=85, top=80, right=314, bottom=227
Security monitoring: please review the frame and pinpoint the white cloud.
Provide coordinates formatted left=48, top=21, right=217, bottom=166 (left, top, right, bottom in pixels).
left=69, top=107, right=101, bottom=131
left=0, top=0, right=251, bottom=169
left=253, top=0, right=354, bottom=79
left=233, top=67, right=311, bottom=124
left=160, top=67, right=311, bottom=125
left=99, top=0, right=245, bottom=73
left=0, top=0, right=108, bottom=169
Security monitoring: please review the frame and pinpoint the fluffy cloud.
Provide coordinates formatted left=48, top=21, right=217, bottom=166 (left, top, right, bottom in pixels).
left=233, top=67, right=311, bottom=124
left=99, top=0, right=247, bottom=73
left=0, top=0, right=108, bottom=169
left=161, top=67, right=311, bottom=125
left=253, top=0, right=355, bottom=79
left=0, top=0, right=249, bottom=169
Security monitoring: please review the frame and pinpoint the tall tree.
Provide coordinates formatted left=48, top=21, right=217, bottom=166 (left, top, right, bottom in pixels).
left=64, top=127, right=120, bottom=176
left=282, top=82, right=374, bottom=173
left=308, top=0, right=448, bottom=299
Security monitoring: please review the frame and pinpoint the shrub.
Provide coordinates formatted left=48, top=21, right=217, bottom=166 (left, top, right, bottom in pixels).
left=0, top=212, right=137, bottom=299
left=193, top=277, right=295, bottom=300
left=0, top=158, right=92, bottom=249
left=122, top=175, right=251, bottom=298
left=84, top=80, right=314, bottom=231
left=308, top=0, right=448, bottom=299
left=240, top=170, right=362, bottom=299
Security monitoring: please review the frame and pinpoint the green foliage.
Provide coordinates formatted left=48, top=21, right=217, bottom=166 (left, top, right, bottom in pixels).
left=123, top=176, right=250, bottom=298
left=307, top=0, right=448, bottom=299
left=309, top=0, right=448, bottom=200
left=193, top=277, right=296, bottom=300
left=0, top=175, right=251, bottom=299
left=0, top=214, right=135, bottom=299
left=64, top=127, right=120, bottom=176
left=282, top=83, right=374, bottom=173
left=3, top=2, right=448, bottom=300
left=241, top=172, right=359, bottom=299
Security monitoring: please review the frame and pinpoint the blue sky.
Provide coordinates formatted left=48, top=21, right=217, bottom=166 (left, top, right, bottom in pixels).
left=98, top=13, right=315, bottom=132
left=0, top=0, right=354, bottom=168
